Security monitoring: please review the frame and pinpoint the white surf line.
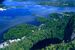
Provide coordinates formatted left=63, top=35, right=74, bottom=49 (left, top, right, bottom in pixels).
left=0, top=36, right=26, bottom=48
left=0, top=8, right=6, bottom=11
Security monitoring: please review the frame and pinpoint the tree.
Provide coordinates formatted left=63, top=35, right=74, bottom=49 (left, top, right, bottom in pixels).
left=3, top=24, right=37, bottom=40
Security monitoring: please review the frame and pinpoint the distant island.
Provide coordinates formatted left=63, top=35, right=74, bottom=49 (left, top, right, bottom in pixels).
left=38, top=1, right=75, bottom=7
left=12, top=0, right=75, bottom=7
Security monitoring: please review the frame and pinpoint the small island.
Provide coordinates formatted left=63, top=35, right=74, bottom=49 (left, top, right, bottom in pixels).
left=0, top=12, right=75, bottom=50
left=38, top=1, right=75, bottom=7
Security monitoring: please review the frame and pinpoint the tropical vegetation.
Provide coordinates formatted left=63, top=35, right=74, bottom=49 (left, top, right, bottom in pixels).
left=0, top=12, right=75, bottom=50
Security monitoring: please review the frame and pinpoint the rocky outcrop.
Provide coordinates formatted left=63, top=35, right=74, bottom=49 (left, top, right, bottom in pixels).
left=64, top=16, right=74, bottom=43
left=30, top=38, right=62, bottom=50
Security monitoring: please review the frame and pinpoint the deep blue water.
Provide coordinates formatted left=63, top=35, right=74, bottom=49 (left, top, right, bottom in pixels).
left=0, top=0, right=75, bottom=43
